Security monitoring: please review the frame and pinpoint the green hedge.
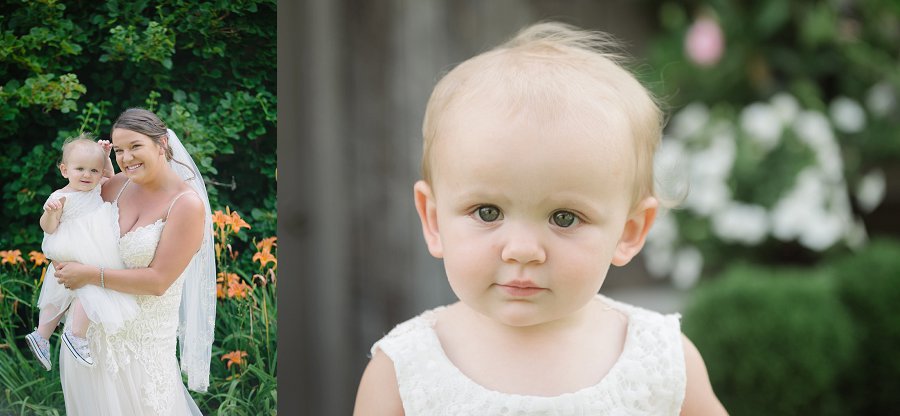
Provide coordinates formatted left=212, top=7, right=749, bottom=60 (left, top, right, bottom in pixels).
left=684, top=239, right=900, bottom=415
left=683, top=265, right=856, bottom=416
left=829, top=239, right=900, bottom=413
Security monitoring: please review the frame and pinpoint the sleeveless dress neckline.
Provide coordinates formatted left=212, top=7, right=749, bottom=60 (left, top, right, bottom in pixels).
left=415, top=298, right=636, bottom=399
left=371, top=294, right=688, bottom=415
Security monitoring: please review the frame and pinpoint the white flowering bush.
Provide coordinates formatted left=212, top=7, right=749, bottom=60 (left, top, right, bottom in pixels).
left=646, top=91, right=891, bottom=288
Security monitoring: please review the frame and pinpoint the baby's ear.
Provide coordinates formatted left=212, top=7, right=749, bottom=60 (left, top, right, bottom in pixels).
left=612, top=197, right=658, bottom=267
left=59, top=163, right=68, bottom=178
left=414, top=180, right=443, bottom=258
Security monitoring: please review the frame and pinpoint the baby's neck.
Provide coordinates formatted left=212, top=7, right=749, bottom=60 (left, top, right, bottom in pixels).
left=434, top=299, right=629, bottom=396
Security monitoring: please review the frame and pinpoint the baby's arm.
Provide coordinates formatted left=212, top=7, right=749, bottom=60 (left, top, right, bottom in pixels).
left=40, top=196, right=66, bottom=234
left=680, top=335, right=728, bottom=415
left=98, top=140, right=115, bottom=183
left=354, top=349, right=404, bottom=416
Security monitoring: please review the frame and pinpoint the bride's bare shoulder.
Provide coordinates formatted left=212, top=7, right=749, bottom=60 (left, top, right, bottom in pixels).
left=101, top=173, right=129, bottom=202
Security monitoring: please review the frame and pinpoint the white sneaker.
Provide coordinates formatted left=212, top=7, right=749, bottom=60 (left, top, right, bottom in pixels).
left=62, top=330, right=94, bottom=368
left=25, top=330, right=51, bottom=371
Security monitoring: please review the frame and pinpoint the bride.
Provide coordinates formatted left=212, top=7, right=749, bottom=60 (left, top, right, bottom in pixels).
left=54, top=108, right=216, bottom=415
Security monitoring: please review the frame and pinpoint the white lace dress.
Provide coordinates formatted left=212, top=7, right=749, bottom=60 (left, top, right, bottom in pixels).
left=58, top=196, right=202, bottom=415
left=371, top=295, right=686, bottom=415
left=38, top=186, right=138, bottom=333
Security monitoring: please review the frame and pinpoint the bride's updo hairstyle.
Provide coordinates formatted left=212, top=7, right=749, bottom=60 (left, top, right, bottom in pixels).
left=111, top=108, right=173, bottom=161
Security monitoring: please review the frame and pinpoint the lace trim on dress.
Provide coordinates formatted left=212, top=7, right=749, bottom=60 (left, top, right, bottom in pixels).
left=372, top=295, right=687, bottom=415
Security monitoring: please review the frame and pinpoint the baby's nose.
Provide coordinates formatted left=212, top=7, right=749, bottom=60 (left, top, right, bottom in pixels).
left=500, top=224, right=547, bottom=264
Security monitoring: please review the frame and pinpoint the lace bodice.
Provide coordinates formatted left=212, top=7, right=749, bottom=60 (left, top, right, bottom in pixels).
left=372, top=295, right=686, bottom=415
left=92, top=211, right=187, bottom=415
left=119, top=220, right=166, bottom=268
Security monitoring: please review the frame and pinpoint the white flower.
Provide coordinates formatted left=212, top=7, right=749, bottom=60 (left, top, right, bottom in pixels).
left=770, top=93, right=800, bottom=124
left=793, top=110, right=845, bottom=180
left=685, top=178, right=731, bottom=216
left=654, top=139, right=691, bottom=203
left=771, top=168, right=826, bottom=241
left=816, top=143, right=845, bottom=181
left=799, top=210, right=847, bottom=251
left=655, top=139, right=687, bottom=177
left=671, top=246, right=703, bottom=289
left=829, top=96, right=867, bottom=133
left=866, top=82, right=896, bottom=117
left=856, top=169, right=886, bottom=213
left=793, top=110, right=835, bottom=148
left=691, top=129, right=736, bottom=181
left=770, top=167, right=854, bottom=251
left=740, top=102, right=782, bottom=151
left=670, top=103, right=710, bottom=141
left=711, top=202, right=769, bottom=245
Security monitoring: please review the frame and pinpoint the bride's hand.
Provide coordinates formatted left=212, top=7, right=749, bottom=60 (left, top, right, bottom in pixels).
left=54, top=261, right=95, bottom=290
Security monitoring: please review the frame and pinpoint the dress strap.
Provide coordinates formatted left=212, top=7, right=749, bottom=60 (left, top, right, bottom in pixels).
left=114, top=179, right=131, bottom=202
left=165, top=191, right=195, bottom=220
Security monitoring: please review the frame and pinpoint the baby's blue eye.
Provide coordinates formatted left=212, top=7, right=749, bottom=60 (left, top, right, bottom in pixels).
left=551, top=211, right=577, bottom=227
left=477, top=206, right=501, bottom=222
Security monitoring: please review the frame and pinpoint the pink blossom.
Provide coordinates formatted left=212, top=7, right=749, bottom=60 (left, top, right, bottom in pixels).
left=685, top=17, right=724, bottom=67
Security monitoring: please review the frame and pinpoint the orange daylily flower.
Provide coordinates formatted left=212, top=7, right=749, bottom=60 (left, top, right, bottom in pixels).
left=255, top=237, right=277, bottom=254
left=1, top=250, right=24, bottom=265
left=252, top=251, right=277, bottom=269
left=218, top=272, right=239, bottom=286
left=29, top=251, right=48, bottom=266
left=216, top=282, right=226, bottom=299
left=228, top=279, right=252, bottom=299
left=229, top=210, right=251, bottom=233
left=211, top=210, right=232, bottom=231
left=221, top=350, right=248, bottom=370
left=217, top=272, right=252, bottom=300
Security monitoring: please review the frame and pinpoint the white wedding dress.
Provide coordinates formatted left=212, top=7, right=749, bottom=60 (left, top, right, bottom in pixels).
left=59, top=187, right=202, bottom=415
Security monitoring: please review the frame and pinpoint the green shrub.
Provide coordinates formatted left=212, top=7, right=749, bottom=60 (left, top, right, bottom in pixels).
left=829, top=238, right=900, bottom=414
left=0, top=0, right=277, bottom=248
left=683, top=265, right=856, bottom=416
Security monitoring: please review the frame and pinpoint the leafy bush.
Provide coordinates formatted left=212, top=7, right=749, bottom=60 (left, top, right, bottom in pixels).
left=829, top=238, right=900, bottom=414
left=0, top=0, right=277, bottom=248
left=640, top=0, right=899, bottom=285
left=683, top=265, right=856, bottom=416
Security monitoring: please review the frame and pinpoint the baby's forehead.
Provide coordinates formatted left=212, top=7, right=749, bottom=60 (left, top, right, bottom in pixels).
left=65, top=141, right=105, bottom=162
left=439, top=84, right=633, bottom=149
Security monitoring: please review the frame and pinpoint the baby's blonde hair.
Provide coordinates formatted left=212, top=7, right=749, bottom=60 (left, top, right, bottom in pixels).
left=421, top=22, right=664, bottom=207
left=60, top=132, right=104, bottom=165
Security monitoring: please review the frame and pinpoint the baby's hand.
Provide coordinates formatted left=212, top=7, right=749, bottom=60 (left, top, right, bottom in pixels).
left=44, top=196, right=66, bottom=213
left=98, top=139, right=112, bottom=154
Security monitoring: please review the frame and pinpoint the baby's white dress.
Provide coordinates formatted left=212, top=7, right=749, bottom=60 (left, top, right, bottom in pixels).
left=371, top=295, right=686, bottom=415
left=38, top=185, right=138, bottom=334
left=59, top=183, right=202, bottom=415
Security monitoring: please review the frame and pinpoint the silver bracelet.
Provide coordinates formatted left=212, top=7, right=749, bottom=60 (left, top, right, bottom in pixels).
left=100, top=267, right=105, bottom=288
